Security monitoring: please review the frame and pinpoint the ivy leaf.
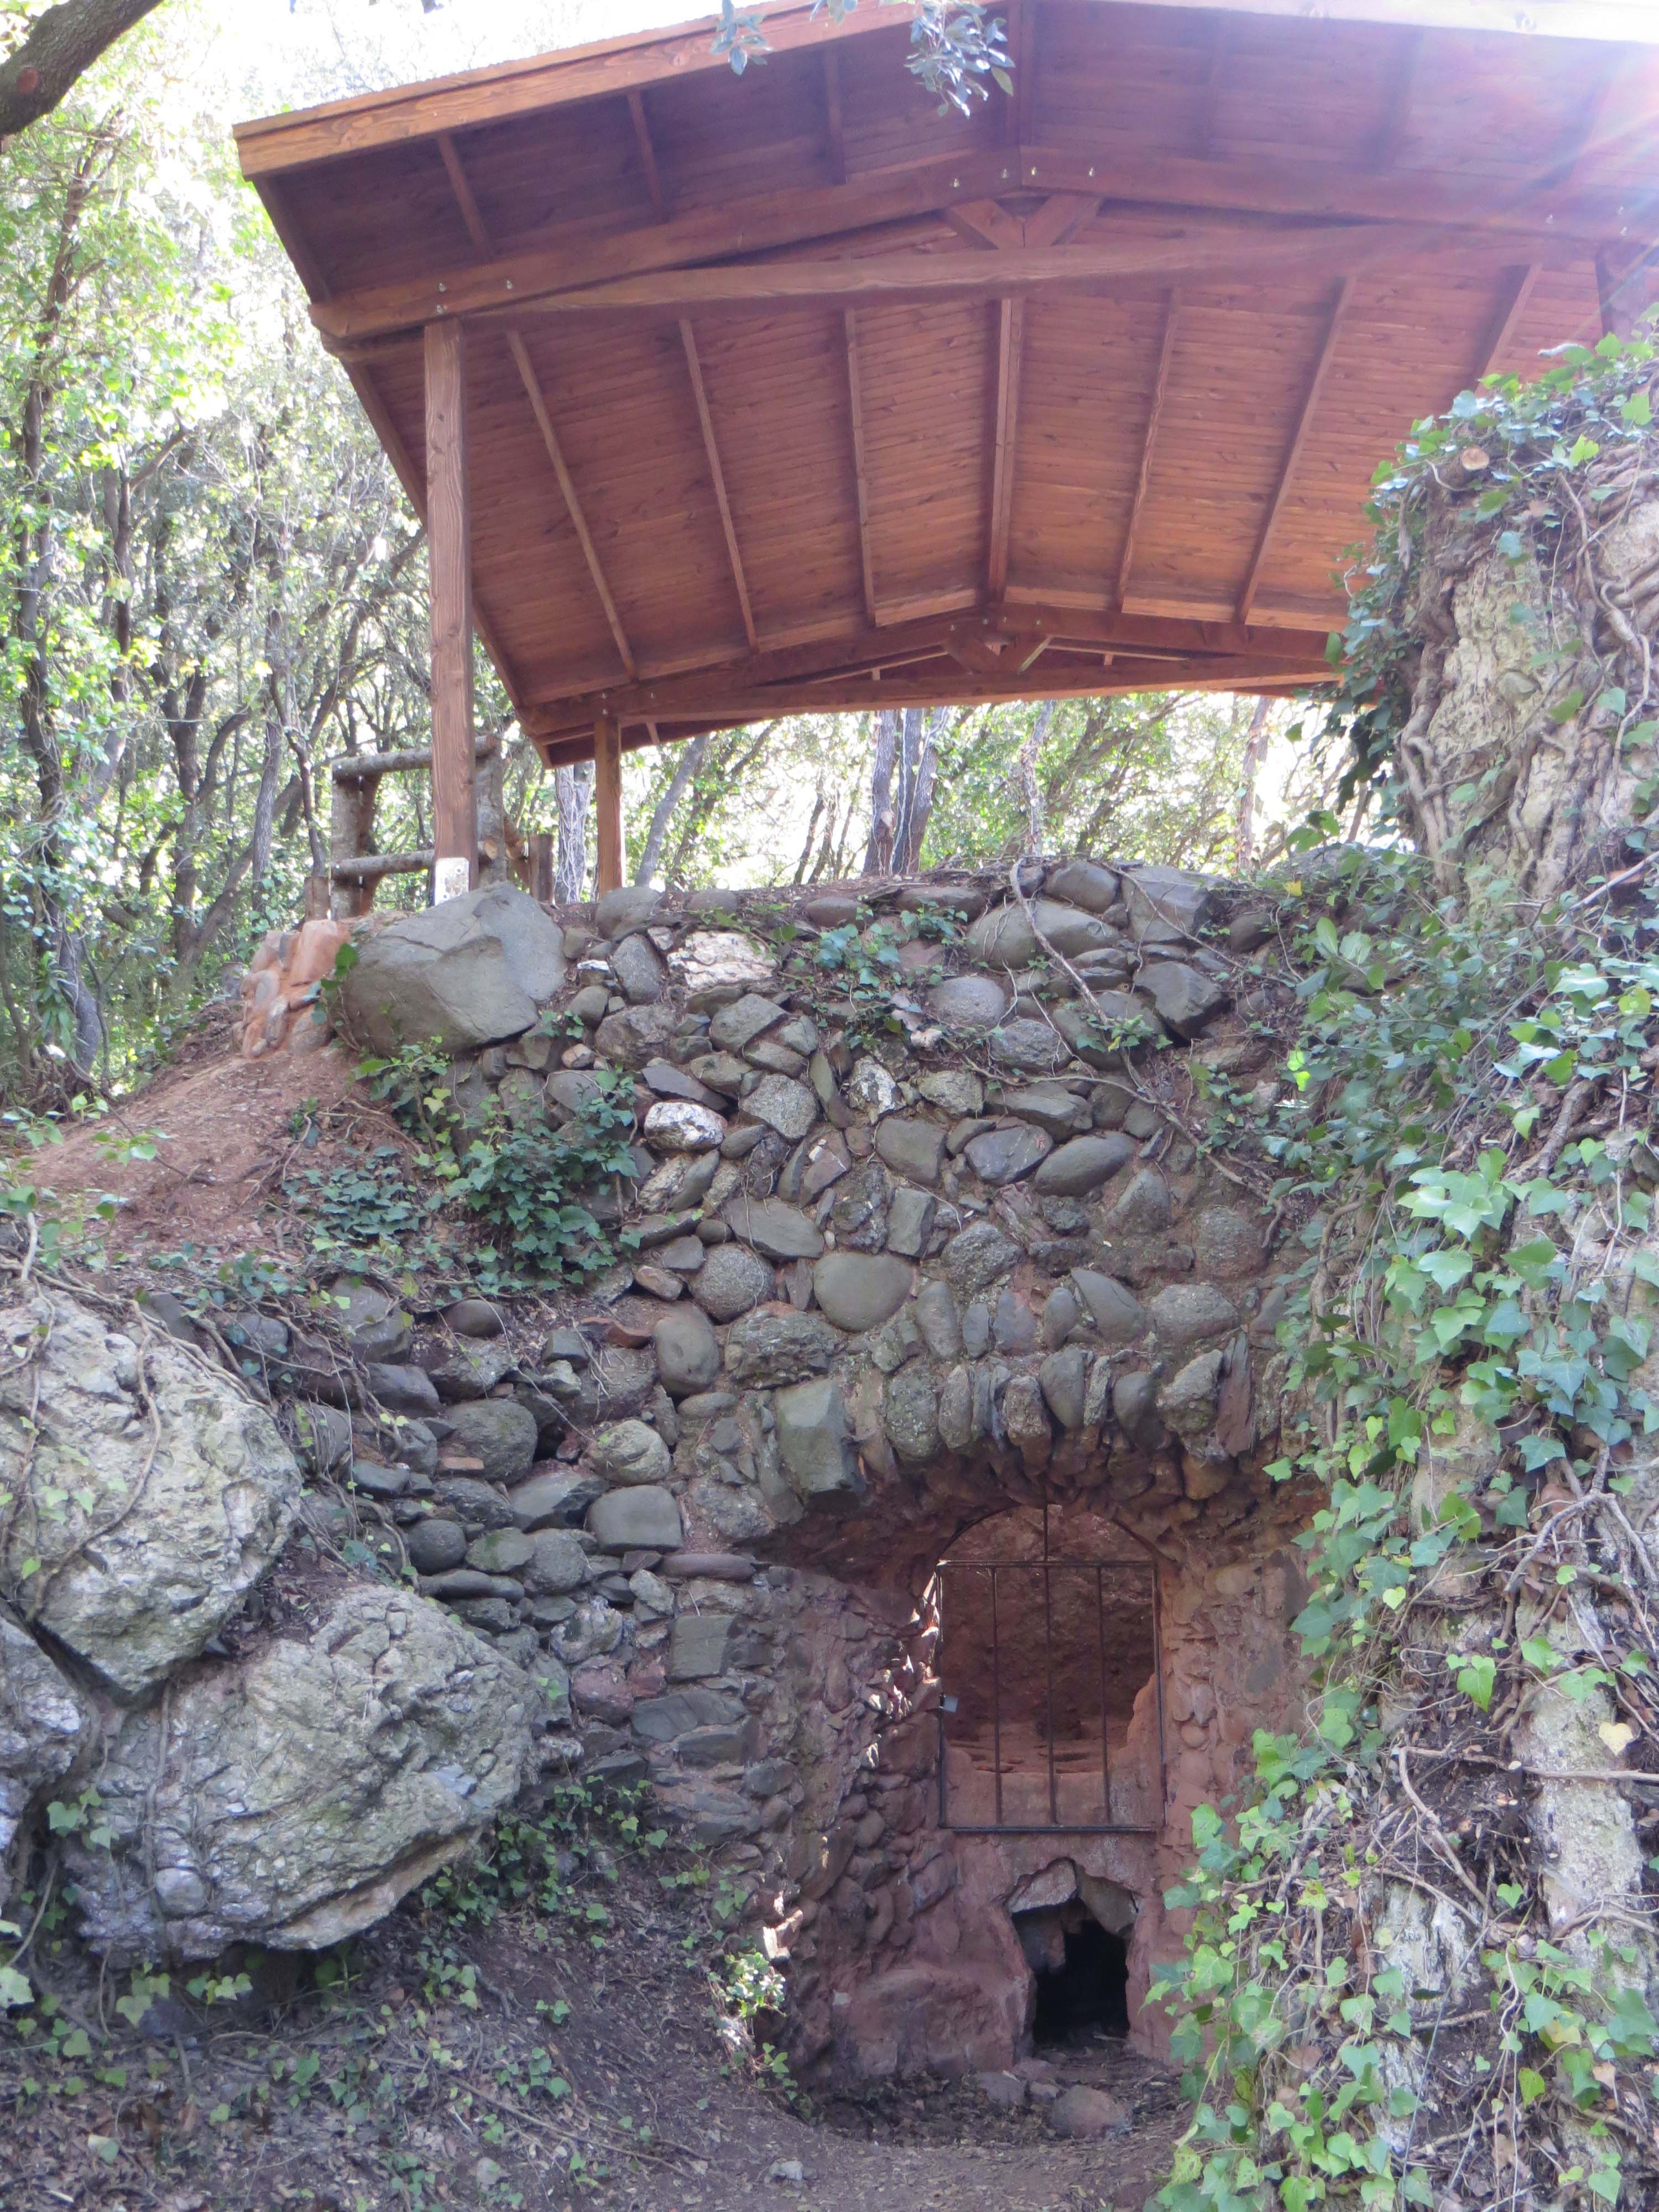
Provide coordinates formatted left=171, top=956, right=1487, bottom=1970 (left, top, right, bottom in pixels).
left=1519, top=2066, right=1549, bottom=2105
left=1453, top=1652, right=1497, bottom=1711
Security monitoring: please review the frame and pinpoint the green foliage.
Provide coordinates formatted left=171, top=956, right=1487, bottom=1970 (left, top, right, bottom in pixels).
left=452, top=1069, right=640, bottom=1291
left=714, top=0, right=1010, bottom=114
left=1150, top=839, right=1659, bottom=2209
left=1327, top=325, right=1659, bottom=810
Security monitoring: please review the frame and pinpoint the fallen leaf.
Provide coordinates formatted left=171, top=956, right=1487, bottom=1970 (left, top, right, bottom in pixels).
left=1599, top=1721, right=1637, bottom=1756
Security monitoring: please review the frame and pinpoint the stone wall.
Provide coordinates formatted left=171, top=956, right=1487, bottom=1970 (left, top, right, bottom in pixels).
left=259, top=857, right=1317, bottom=2079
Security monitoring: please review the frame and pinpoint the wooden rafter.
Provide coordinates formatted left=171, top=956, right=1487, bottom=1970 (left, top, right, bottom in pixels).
left=843, top=309, right=877, bottom=625
left=436, top=135, right=639, bottom=692
left=437, top=132, right=491, bottom=253
left=1194, top=14, right=1229, bottom=157
left=1011, top=0, right=1037, bottom=147
left=822, top=49, right=846, bottom=185
left=1467, top=261, right=1542, bottom=385
left=1370, top=28, right=1423, bottom=170
left=256, top=172, right=531, bottom=720
left=987, top=299, right=1025, bottom=597
left=980, top=194, right=1095, bottom=597
left=680, top=321, right=757, bottom=650
left=627, top=89, right=666, bottom=218
left=1115, top=296, right=1180, bottom=610
left=508, top=331, right=637, bottom=680
left=1236, top=275, right=1354, bottom=622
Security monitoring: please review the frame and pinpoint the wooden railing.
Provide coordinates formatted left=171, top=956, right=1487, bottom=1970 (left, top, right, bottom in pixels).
left=325, top=735, right=506, bottom=917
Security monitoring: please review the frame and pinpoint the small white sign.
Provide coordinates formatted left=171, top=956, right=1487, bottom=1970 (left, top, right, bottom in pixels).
left=432, top=856, right=471, bottom=905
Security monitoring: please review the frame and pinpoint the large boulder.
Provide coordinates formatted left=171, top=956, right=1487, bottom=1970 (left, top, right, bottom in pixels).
left=0, top=1293, right=300, bottom=1701
left=341, top=885, right=565, bottom=1053
left=66, top=1582, right=534, bottom=1959
left=0, top=1610, right=91, bottom=1895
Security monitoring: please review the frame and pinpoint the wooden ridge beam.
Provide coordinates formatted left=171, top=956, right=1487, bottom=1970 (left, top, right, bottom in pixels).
left=235, top=0, right=919, bottom=175
left=508, top=331, right=637, bottom=680
left=1115, top=296, right=1180, bottom=609
left=1236, top=274, right=1354, bottom=622
left=844, top=310, right=877, bottom=625
left=680, top=321, right=757, bottom=650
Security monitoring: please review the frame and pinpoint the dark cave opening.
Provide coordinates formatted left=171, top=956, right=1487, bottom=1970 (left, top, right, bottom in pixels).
left=1030, top=1918, right=1130, bottom=2046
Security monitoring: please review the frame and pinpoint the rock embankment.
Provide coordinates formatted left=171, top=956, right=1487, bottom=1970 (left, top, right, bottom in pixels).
left=0, top=1292, right=536, bottom=1958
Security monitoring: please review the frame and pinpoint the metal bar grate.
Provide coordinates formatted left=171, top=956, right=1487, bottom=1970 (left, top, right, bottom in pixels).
left=935, top=1536, right=1165, bottom=1838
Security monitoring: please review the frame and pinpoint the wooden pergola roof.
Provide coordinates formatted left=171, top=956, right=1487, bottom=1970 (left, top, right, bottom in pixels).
left=237, top=0, right=1659, bottom=774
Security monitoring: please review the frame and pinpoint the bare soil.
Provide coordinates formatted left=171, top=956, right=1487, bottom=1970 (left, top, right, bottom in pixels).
left=30, top=1042, right=367, bottom=1262
left=0, top=1804, right=1180, bottom=2212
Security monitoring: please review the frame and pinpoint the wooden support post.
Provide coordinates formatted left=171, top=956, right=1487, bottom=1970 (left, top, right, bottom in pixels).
left=593, top=713, right=624, bottom=895
left=528, top=831, right=555, bottom=904
left=424, top=317, right=477, bottom=902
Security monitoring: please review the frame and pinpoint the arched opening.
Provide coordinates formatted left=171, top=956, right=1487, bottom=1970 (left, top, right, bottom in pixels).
left=1029, top=1916, right=1131, bottom=2046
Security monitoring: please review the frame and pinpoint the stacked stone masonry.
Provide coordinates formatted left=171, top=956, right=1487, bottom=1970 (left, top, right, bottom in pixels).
left=154, top=859, right=1317, bottom=2083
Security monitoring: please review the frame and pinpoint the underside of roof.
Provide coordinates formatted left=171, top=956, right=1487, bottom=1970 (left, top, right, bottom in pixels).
left=237, top=0, right=1659, bottom=768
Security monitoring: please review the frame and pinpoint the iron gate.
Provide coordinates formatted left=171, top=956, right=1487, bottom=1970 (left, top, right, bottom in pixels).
left=933, top=1516, right=1165, bottom=1837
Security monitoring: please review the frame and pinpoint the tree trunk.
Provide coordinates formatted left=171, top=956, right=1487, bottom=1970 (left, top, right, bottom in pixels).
left=554, top=762, right=592, bottom=904
left=1176, top=392, right=1659, bottom=2212
left=633, top=733, right=709, bottom=886
left=863, top=709, right=899, bottom=874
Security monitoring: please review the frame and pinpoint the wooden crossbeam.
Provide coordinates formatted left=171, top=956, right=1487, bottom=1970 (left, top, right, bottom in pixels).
left=508, top=331, right=637, bottom=679
left=680, top=321, right=757, bottom=650
left=306, top=135, right=1646, bottom=343
left=526, top=604, right=1331, bottom=727
left=1114, top=296, right=1180, bottom=609
left=844, top=309, right=877, bottom=625
left=529, top=650, right=1332, bottom=750
left=1235, top=274, right=1354, bottom=623
left=393, top=221, right=1447, bottom=334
